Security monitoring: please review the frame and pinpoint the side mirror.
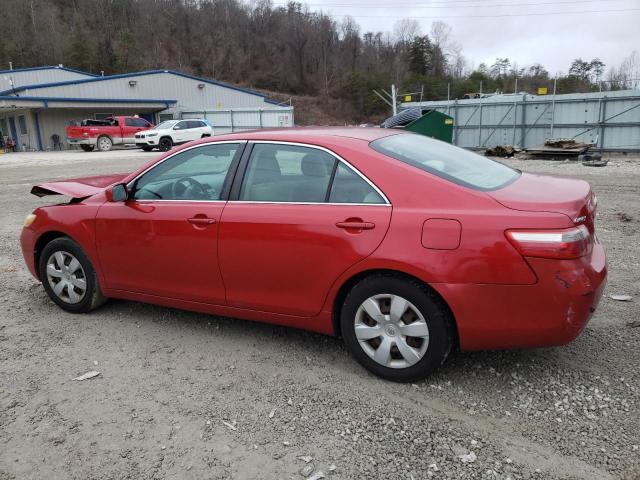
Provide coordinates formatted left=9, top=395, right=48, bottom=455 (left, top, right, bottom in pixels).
left=107, top=183, right=128, bottom=202
left=173, top=125, right=181, bottom=130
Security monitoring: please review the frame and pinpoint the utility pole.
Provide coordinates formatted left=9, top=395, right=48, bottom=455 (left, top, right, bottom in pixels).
left=550, top=76, right=558, bottom=138
left=391, top=84, right=397, bottom=116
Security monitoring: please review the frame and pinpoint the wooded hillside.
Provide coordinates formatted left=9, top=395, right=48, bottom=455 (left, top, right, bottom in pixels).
left=2, top=0, right=638, bottom=124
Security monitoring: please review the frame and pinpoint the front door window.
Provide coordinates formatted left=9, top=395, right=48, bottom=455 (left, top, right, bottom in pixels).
left=132, top=143, right=241, bottom=200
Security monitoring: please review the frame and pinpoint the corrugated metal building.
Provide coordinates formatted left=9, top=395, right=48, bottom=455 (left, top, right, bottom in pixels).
left=0, top=67, right=293, bottom=151
left=401, top=89, right=640, bottom=152
left=0, top=65, right=97, bottom=91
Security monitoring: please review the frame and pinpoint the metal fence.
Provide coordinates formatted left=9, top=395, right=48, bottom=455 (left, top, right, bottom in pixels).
left=181, top=107, right=294, bottom=135
left=401, top=89, right=640, bottom=152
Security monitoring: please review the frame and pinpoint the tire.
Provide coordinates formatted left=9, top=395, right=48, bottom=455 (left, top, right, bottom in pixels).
left=340, top=274, right=453, bottom=382
left=80, top=144, right=95, bottom=152
left=158, top=137, right=173, bottom=152
left=38, top=237, right=107, bottom=313
left=96, top=135, right=113, bottom=152
left=141, top=146, right=153, bottom=152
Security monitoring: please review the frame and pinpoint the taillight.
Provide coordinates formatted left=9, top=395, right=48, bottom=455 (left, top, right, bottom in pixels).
left=506, top=225, right=592, bottom=259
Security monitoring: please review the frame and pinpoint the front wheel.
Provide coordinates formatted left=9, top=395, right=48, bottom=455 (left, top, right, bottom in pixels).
left=96, top=135, right=113, bottom=152
left=158, top=137, right=173, bottom=152
left=38, top=237, right=107, bottom=313
left=80, top=144, right=95, bottom=152
left=340, top=274, right=453, bottom=382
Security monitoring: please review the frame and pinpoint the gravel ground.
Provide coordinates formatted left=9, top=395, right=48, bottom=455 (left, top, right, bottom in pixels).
left=0, top=148, right=638, bottom=480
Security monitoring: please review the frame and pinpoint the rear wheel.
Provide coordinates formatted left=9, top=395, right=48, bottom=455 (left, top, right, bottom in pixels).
left=340, top=274, right=453, bottom=382
left=80, top=145, right=95, bottom=152
left=96, top=135, right=113, bottom=152
left=38, top=237, right=107, bottom=313
left=159, top=137, right=173, bottom=152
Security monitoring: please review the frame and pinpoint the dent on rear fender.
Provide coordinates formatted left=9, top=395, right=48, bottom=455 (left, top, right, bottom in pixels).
left=554, top=268, right=593, bottom=294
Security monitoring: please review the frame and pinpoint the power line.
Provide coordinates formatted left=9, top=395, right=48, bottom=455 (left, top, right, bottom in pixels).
left=273, top=0, right=628, bottom=8
left=271, top=7, right=640, bottom=19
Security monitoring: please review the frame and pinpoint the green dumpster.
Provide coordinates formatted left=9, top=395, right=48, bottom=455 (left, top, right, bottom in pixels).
left=405, top=110, right=454, bottom=143
left=380, top=108, right=454, bottom=143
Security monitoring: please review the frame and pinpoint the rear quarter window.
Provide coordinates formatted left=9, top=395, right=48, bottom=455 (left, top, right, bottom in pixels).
left=370, top=133, right=520, bottom=191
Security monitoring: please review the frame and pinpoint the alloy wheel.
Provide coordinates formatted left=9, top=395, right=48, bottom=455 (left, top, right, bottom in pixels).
left=45, top=251, right=87, bottom=304
left=354, top=294, right=430, bottom=369
left=97, top=137, right=112, bottom=151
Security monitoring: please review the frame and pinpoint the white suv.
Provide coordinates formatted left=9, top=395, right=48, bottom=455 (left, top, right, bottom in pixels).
left=135, top=119, right=213, bottom=152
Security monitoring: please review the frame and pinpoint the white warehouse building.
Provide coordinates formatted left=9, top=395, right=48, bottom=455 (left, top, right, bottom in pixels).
left=0, top=65, right=294, bottom=151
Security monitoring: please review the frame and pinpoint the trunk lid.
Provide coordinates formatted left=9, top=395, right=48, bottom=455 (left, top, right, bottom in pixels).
left=31, top=173, right=127, bottom=199
left=489, top=172, right=596, bottom=230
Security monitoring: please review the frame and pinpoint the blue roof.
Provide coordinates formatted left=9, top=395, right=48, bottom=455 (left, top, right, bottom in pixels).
left=0, top=69, right=280, bottom=104
left=0, top=65, right=98, bottom=77
left=0, top=95, right=176, bottom=106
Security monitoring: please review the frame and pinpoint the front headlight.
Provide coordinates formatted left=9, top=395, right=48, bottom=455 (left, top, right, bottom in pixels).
left=146, top=133, right=158, bottom=137
left=24, top=213, right=36, bottom=227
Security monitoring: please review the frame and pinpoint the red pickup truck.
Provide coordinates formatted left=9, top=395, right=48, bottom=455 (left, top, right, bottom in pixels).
left=66, top=116, right=153, bottom=152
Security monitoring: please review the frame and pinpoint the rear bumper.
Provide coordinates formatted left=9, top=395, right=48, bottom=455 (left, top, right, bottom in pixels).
left=436, top=241, right=607, bottom=351
left=67, top=138, right=96, bottom=146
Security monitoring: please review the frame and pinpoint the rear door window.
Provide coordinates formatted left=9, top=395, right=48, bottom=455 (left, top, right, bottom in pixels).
left=237, top=143, right=387, bottom=204
left=329, top=163, right=386, bottom=204
left=239, top=144, right=336, bottom=203
left=370, top=133, right=520, bottom=191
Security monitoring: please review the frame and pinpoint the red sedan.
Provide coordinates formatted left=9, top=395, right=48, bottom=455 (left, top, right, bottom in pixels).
left=20, top=128, right=607, bottom=381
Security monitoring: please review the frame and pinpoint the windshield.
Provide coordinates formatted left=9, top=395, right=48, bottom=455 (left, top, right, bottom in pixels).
left=154, top=120, right=179, bottom=130
left=370, top=133, right=520, bottom=191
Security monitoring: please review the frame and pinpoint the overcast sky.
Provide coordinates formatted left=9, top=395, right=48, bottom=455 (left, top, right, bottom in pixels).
left=270, top=0, right=640, bottom=75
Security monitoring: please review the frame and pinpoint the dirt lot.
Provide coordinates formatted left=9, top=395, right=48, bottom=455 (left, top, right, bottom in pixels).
left=0, top=148, right=638, bottom=480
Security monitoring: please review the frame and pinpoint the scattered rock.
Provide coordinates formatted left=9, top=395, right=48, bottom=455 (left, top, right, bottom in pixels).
left=458, top=452, right=477, bottom=463
left=222, top=421, right=237, bottom=431
left=616, top=212, right=633, bottom=222
left=610, top=294, right=632, bottom=301
left=307, top=472, right=325, bottom=480
left=72, top=371, right=100, bottom=381
left=298, top=455, right=313, bottom=463
left=299, top=463, right=314, bottom=476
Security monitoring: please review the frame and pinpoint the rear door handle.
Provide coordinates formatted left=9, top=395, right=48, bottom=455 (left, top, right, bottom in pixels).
left=187, top=217, right=216, bottom=226
left=336, top=221, right=375, bottom=230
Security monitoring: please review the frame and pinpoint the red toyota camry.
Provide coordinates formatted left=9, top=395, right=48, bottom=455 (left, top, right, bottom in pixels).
left=20, top=128, right=607, bottom=381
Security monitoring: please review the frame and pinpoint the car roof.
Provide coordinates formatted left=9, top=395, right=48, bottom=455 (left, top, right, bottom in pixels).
left=211, top=127, right=402, bottom=143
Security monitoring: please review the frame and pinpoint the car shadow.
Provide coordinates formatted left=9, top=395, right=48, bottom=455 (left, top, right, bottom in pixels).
left=91, top=298, right=610, bottom=386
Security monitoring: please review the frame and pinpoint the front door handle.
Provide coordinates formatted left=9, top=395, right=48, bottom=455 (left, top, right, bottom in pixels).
left=336, top=221, right=375, bottom=230
left=187, top=216, right=216, bottom=226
